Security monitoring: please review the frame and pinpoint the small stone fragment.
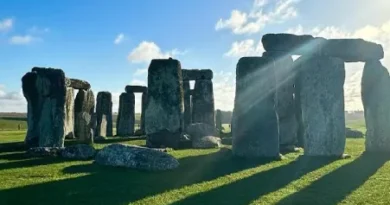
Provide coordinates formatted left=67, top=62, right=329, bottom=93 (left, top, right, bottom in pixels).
left=60, top=144, right=96, bottom=160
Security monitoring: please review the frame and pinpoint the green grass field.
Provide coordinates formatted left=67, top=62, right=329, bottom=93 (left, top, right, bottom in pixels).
left=1, top=118, right=390, bottom=205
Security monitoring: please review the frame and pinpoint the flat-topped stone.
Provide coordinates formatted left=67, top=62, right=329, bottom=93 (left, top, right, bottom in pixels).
left=182, top=69, right=213, bottom=80
left=262, top=33, right=384, bottom=62
left=67, top=78, right=91, bottom=90
left=125, top=85, right=147, bottom=93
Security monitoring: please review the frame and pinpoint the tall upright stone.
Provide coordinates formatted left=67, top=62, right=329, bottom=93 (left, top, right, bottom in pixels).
left=263, top=52, right=298, bottom=151
left=362, top=60, right=390, bottom=152
left=232, top=57, right=280, bottom=158
left=74, top=89, right=95, bottom=144
left=215, top=109, right=222, bottom=132
left=192, top=79, right=215, bottom=126
left=183, top=80, right=192, bottom=128
left=296, top=56, right=346, bottom=156
left=145, top=58, right=184, bottom=148
left=22, top=67, right=68, bottom=148
left=96, top=92, right=113, bottom=137
left=294, top=79, right=305, bottom=148
left=140, top=91, right=148, bottom=135
left=117, top=92, right=135, bottom=136
left=64, top=88, right=75, bottom=139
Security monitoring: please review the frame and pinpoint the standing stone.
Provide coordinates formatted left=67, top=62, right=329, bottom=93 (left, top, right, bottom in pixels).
left=64, top=88, right=75, bottom=139
left=183, top=80, right=192, bottom=128
left=296, top=56, right=346, bottom=156
left=140, top=90, right=148, bottom=134
left=215, top=109, right=222, bottom=132
left=294, top=79, right=305, bottom=148
left=96, top=92, right=113, bottom=137
left=22, top=67, right=68, bottom=148
left=117, top=92, right=135, bottom=136
left=263, top=52, right=298, bottom=151
left=74, top=89, right=95, bottom=144
left=362, top=61, right=390, bottom=152
left=192, top=79, right=215, bottom=126
left=232, top=57, right=280, bottom=158
left=145, top=58, right=184, bottom=148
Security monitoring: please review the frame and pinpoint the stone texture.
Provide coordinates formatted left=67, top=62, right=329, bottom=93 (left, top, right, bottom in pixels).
left=262, top=33, right=384, bottom=62
left=182, top=69, right=213, bottom=81
left=232, top=57, right=280, bottom=158
left=362, top=61, right=390, bottom=152
left=294, top=75, right=305, bottom=148
left=215, top=109, right=223, bottom=132
left=117, top=92, right=135, bottom=136
left=60, top=144, right=96, bottom=160
left=192, top=136, right=221, bottom=149
left=26, top=147, right=63, bottom=157
left=140, top=91, right=148, bottom=135
left=74, top=89, right=95, bottom=143
left=96, top=92, right=113, bottom=137
left=263, top=52, right=298, bottom=149
left=125, top=85, right=147, bottom=93
left=22, top=67, right=68, bottom=148
left=145, top=59, right=184, bottom=148
left=67, top=78, right=91, bottom=90
left=64, top=87, right=75, bottom=139
left=183, top=80, right=192, bottom=128
left=192, top=79, right=215, bottom=126
left=296, top=56, right=346, bottom=156
left=95, top=144, right=179, bottom=171
left=186, top=123, right=219, bottom=140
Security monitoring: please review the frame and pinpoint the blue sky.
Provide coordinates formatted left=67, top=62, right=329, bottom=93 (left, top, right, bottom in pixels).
left=1, top=0, right=390, bottom=112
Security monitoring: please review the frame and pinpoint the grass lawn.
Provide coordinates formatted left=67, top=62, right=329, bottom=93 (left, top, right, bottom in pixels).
left=1, top=119, right=390, bottom=204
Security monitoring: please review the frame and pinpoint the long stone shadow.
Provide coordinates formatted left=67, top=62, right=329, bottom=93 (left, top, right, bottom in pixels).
left=0, top=148, right=277, bottom=205
left=0, top=142, right=26, bottom=153
left=0, top=156, right=69, bottom=171
left=169, top=156, right=334, bottom=205
left=275, top=153, right=390, bottom=205
left=94, top=136, right=146, bottom=144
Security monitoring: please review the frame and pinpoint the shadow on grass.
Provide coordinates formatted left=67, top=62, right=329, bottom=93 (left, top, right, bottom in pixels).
left=94, top=136, right=146, bottom=144
left=0, top=156, right=69, bottom=171
left=0, top=142, right=26, bottom=153
left=0, top=117, right=27, bottom=121
left=275, top=153, right=390, bottom=205
left=0, top=148, right=278, bottom=205
left=170, top=155, right=334, bottom=205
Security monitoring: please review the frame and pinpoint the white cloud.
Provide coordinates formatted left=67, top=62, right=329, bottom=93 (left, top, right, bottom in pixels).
left=114, top=33, right=125, bottom=45
left=134, top=68, right=148, bottom=76
left=0, top=85, right=26, bottom=112
left=28, top=26, right=50, bottom=34
left=9, top=35, right=38, bottom=45
left=127, top=41, right=184, bottom=63
left=0, top=18, right=13, bottom=32
left=286, top=20, right=390, bottom=111
left=216, top=0, right=300, bottom=35
left=225, top=39, right=265, bottom=57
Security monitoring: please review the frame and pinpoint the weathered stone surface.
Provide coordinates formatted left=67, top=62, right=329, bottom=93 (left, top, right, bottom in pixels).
left=125, top=85, right=147, bottom=93
left=183, top=80, right=192, bottom=128
left=346, top=128, right=364, bottom=138
left=74, top=89, right=95, bottom=143
left=192, top=136, right=221, bottom=149
left=22, top=67, right=68, bottom=148
left=262, top=33, right=384, bottom=62
left=60, top=144, right=96, bottom=160
left=67, top=78, right=91, bottom=90
left=96, top=91, right=113, bottom=137
left=64, top=88, right=75, bottom=139
left=182, top=69, right=213, bottom=81
left=26, top=147, right=63, bottom=157
left=146, top=129, right=182, bottom=148
left=294, top=76, right=305, bottom=148
left=362, top=61, right=390, bottom=152
left=186, top=123, right=219, bottom=140
left=263, top=52, right=298, bottom=149
left=95, top=144, right=179, bottom=171
left=145, top=59, right=184, bottom=148
left=192, top=79, right=215, bottom=126
left=215, top=109, right=223, bottom=131
left=140, top=91, right=148, bottom=135
left=117, top=92, right=135, bottom=136
left=232, top=57, right=280, bottom=158
left=296, top=56, right=346, bottom=156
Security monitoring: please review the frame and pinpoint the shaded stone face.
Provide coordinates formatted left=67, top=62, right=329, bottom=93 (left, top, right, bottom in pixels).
left=67, top=78, right=91, bottom=90
left=263, top=52, right=298, bottom=149
left=183, top=80, right=192, bottom=128
left=215, top=109, right=222, bottom=131
left=96, top=92, right=113, bottom=137
left=140, top=91, right=148, bottom=134
left=296, top=56, right=346, bottom=156
left=232, top=57, right=280, bottom=158
left=64, top=87, right=75, bottom=139
left=362, top=61, right=390, bottom=152
left=74, top=89, right=95, bottom=144
left=145, top=59, right=184, bottom=148
left=262, top=33, right=384, bottom=62
left=116, top=92, right=135, bottom=136
left=182, top=69, right=213, bottom=81
left=125, top=85, right=147, bottom=93
left=192, top=79, right=215, bottom=126
left=22, top=67, right=67, bottom=148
